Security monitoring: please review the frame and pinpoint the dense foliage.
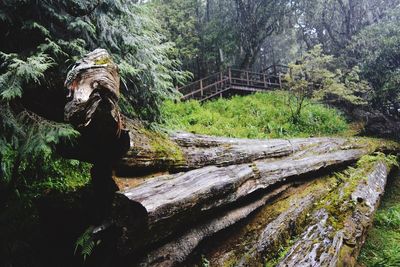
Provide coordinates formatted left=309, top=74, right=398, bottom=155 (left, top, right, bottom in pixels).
left=0, top=1, right=188, bottom=265
left=0, top=0, right=189, bottom=121
left=153, top=0, right=294, bottom=78
left=0, top=0, right=190, bottom=202
left=162, top=92, right=349, bottom=139
left=347, top=6, right=400, bottom=114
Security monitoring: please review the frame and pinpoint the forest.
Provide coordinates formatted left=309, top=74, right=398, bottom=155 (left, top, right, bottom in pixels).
left=1, top=0, right=400, bottom=266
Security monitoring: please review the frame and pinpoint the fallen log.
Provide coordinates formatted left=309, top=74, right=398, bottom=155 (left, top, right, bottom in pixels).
left=138, top=184, right=292, bottom=267
left=57, top=49, right=399, bottom=267
left=115, top=129, right=363, bottom=176
left=112, top=144, right=367, bottom=256
left=276, top=161, right=390, bottom=266
left=171, top=156, right=395, bottom=267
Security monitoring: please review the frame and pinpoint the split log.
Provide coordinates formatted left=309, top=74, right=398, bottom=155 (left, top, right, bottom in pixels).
left=276, top=161, right=389, bottom=266
left=138, top=184, right=293, bottom=267
left=176, top=160, right=393, bottom=267
left=112, top=142, right=367, bottom=257
left=57, top=49, right=399, bottom=267
left=115, top=129, right=362, bottom=175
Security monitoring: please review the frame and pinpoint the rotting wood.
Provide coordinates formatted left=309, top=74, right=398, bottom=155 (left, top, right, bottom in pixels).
left=173, top=159, right=394, bottom=267
left=61, top=48, right=130, bottom=163
left=115, top=128, right=367, bottom=176
left=138, top=184, right=292, bottom=267
left=112, top=145, right=367, bottom=256
left=179, top=174, right=339, bottom=267
left=276, top=161, right=390, bottom=266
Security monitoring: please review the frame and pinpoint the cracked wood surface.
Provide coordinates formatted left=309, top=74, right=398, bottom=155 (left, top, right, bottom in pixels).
left=111, top=134, right=372, bottom=261
left=277, top=161, right=389, bottom=267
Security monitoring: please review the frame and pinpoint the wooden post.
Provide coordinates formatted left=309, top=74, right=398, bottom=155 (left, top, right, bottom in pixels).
left=263, top=74, right=266, bottom=88
left=200, top=80, right=203, bottom=97
left=279, top=74, right=282, bottom=89
left=246, top=71, right=249, bottom=86
left=228, top=68, right=232, bottom=84
left=220, top=72, right=223, bottom=90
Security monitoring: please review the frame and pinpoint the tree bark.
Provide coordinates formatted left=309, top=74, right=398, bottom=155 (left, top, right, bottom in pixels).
left=110, top=133, right=373, bottom=258
left=277, top=161, right=389, bottom=266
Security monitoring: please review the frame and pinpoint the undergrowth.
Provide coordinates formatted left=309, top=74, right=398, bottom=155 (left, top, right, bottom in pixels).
left=0, top=158, right=90, bottom=267
left=162, top=92, right=348, bottom=138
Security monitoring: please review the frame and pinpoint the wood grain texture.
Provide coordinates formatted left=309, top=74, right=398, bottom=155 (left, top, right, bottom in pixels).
left=277, top=162, right=389, bottom=267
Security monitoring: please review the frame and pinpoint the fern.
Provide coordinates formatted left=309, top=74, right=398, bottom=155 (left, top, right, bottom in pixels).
left=0, top=52, right=54, bottom=100
left=74, top=226, right=100, bottom=261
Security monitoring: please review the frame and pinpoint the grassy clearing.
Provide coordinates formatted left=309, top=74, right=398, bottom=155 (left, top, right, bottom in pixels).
left=162, top=92, right=348, bottom=139
left=358, top=170, right=400, bottom=266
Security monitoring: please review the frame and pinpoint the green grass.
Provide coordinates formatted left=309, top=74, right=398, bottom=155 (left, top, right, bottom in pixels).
left=162, top=92, right=349, bottom=138
left=358, top=171, right=400, bottom=267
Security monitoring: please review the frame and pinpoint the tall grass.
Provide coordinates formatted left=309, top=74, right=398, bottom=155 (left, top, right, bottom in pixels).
left=162, top=92, right=348, bottom=138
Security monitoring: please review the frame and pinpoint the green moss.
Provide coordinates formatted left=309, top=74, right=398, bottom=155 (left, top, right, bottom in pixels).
left=264, top=239, right=296, bottom=267
left=260, top=176, right=338, bottom=264
left=352, top=137, right=400, bottom=154
left=262, top=153, right=397, bottom=266
left=94, top=56, right=112, bottom=65
left=140, top=127, right=185, bottom=162
left=316, top=153, right=397, bottom=230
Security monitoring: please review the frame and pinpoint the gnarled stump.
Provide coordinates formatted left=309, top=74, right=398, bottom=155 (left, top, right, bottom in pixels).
left=61, top=48, right=130, bottom=163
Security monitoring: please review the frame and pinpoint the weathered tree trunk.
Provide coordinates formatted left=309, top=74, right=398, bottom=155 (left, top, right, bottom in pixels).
left=110, top=134, right=393, bottom=266
left=61, top=48, right=130, bottom=163
left=276, top=161, right=389, bottom=266
left=59, top=49, right=399, bottom=267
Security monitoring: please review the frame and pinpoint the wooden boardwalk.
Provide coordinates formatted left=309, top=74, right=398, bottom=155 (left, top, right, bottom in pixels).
left=178, top=64, right=288, bottom=101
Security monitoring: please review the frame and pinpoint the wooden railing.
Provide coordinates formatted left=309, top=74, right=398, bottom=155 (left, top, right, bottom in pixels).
left=178, top=64, right=288, bottom=101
